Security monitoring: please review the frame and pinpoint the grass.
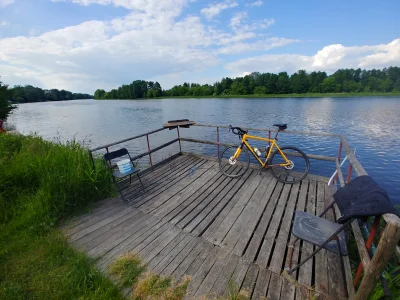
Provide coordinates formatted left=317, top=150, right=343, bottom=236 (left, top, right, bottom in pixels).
left=0, top=133, right=122, bottom=299
left=108, top=254, right=190, bottom=300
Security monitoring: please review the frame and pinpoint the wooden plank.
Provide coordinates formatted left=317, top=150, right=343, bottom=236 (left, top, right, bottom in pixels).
left=171, top=164, right=236, bottom=227
left=123, top=155, right=198, bottom=201
left=284, top=180, right=308, bottom=272
left=68, top=206, right=135, bottom=242
left=171, top=241, right=208, bottom=280
left=127, top=156, right=201, bottom=205
left=253, top=268, right=271, bottom=299
left=97, top=217, right=167, bottom=270
left=280, top=275, right=296, bottom=300
left=138, top=226, right=180, bottom=260
left=136, top=159, right=210, bottom=211
left=207, top=173, right=263, bottom=246
left=65, top=203, right=126, bottom=237
left=184, top=242, right=214, bottom=277
left=71, top=207, right=142, bottom=248
left=191, top=169, right=255, bottom=237
left=140, top=159, right=213, bottom=213
left=230, top=258, right=251, bottom=291
left=256, top=179, right=293, bottom=268
left=240, top=263, right=259, bottom=298
left=219, top=173, right=273, bottom=250
left=185, top=247, right=219, bottom=297
left=244, top=180, right=285, bottom=262
left=209, top=254, right=240, bottom=296
left=76, top=210, right=147, bottom=252
left=193, top=249, right=230, bottom=297
left=152, top=165, right=222, bottom=220
left=297, top=179, right=316, bottom=293
left=147, top=231, right=188, bottom=269
left=152, top=235, right=195, bottom=273
left=269, top=181, right=300, bottom=273
left=180, top=167, right=244, bottom=233
left=163, top=120, right=196, bottom=128
left=129, top=222, right=173, bottom=255
left=86, top=212, right=150, bottom=257
left=314, top=182, right=329, bottom=296
left=161, top=237, right=200, bottom=276
left=163, top=167, right=225, bottom=223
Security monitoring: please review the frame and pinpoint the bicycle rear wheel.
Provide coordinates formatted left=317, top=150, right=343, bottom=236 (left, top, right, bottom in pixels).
left=269, top=146, right=310, bottom=184
left=219, top=146, right=250, bottom=178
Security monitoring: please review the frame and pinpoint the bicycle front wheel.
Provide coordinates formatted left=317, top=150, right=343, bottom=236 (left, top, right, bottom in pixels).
left=219, top=146, right=250, bottom=178
left=269, top=146, right=310, bottom=184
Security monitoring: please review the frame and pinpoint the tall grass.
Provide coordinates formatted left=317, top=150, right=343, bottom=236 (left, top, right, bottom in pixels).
left=0, top=134, right=112, bottom=228
left=0, top=133, right=121, bottom=299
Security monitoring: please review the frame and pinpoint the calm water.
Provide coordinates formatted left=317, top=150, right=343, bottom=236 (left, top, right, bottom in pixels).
left=9, top=97, right=400, bottom=205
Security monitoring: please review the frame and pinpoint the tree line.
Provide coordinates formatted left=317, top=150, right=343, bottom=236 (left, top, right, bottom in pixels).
left=94, top=80, right=162, bottom=99
left=8, top=85, right=93, bottom=103
left=95, top=67, right=400, bottom=99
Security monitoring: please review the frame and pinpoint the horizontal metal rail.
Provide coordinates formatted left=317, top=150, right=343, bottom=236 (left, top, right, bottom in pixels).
left=180, top=137, right=336, bottom=161
left=129, top=138, right=179, bottom=161
left=193, top=123, right=342, bottom=138
left=89, top=127, right=166, bottom=152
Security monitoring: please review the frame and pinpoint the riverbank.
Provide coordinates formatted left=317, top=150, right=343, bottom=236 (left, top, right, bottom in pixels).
left=0, top=134, right=122, bottom=299
left=156, top=92, right=400, bottom=99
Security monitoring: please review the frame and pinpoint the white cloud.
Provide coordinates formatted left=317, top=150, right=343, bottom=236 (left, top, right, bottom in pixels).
left=0, top=0, right=14, bottom=8
left=230, top=12, right=274, bottom=32
left=201, top=0, right=238, bottom=19
left=248, top=1, right=263, bottom=7
left=0, top=21, right=9, bottom=27
left=218, top=37, right=300, bottom=54
left=225, top=39, right=400, bottom=75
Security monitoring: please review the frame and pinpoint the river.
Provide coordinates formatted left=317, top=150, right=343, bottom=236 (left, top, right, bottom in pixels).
left=9, top=97, right=400, bottom=205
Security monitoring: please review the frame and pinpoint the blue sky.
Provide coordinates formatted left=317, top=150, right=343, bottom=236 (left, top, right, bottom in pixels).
left=0, top=0, right=399, bottom=93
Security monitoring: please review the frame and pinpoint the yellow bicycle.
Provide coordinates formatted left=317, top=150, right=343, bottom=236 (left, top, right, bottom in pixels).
left=219, top=124, right=310, bottom=184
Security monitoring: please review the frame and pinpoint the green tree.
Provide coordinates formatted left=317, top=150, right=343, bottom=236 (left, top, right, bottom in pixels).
left=94, top=89, right=106, bottom=99
left=0, top=79, right=16, bottom=122
left=276, top=72, right=291, bottom=94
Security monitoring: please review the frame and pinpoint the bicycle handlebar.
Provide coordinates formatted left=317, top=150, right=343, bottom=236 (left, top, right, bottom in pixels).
left=229, top=125, right=247, bottom=136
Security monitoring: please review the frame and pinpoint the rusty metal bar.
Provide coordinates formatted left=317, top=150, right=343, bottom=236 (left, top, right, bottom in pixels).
left=268, top=130, right=271, bottom=146
left=346, top=163, right=353, bottom=184
left=146, top=134, right=152, bottom=167
left=129, top=138, right=179, bottom=161
left=193, top=123, right=341, bottom=138
left=177, top=127, right=182, bottom=152
left=89, top=127, right=167, bottom=152
left=106, top=147, right=109, bottom=153
left=338, top=141, right=343, bottom=162
left=216, top=127, right=220, bottom=158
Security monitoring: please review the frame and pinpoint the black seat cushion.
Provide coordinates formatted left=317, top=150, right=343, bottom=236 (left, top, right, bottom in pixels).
left=333, top=175, right=398, bottom=224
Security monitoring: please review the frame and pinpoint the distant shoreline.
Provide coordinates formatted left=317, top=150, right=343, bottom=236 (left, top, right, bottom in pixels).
left=94, top=92, right=400, bottom=100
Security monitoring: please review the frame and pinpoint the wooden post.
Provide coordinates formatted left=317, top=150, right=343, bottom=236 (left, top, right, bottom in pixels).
left=355, top=220, right=400, bottom=300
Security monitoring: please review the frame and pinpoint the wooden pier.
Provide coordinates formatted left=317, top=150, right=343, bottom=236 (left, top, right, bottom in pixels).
left=65, top=122, right=400, bottom=299
left=65, top=153, right=347, bottom=299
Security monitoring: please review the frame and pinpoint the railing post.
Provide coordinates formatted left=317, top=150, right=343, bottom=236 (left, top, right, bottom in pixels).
left=106, top=147, right=109, bottom=153
left=146, top=134, right=152, bottom=167
left=88, top=150, right=95, bottom=169
left=337, top=141, right=343, bottom=163
left=177, top=127, right=182, bottom=153
left=346, top=163, right=353, bottom=184
left=216, top=127, right=220, bottom=158
left=268, top=130, right=271, bottom=146
left=355, top=220, right=400, bottom=300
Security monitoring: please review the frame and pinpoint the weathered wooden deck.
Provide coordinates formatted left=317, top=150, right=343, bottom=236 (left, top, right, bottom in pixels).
left=64, top=153, right=348, bottom=299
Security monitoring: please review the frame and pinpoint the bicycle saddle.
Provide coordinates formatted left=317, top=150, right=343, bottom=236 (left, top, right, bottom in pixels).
left=273, top=123, right=287, bottom=130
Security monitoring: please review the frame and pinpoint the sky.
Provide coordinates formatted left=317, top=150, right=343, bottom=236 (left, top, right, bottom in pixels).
left=0, top=0, right=399, bottom=94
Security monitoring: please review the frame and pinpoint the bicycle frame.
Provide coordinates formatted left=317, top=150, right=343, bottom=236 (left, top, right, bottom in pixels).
left=233, top=133, right=291, bottom=168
